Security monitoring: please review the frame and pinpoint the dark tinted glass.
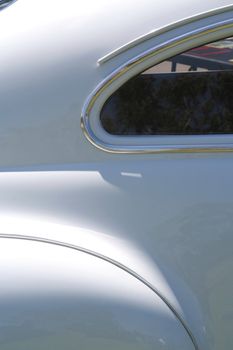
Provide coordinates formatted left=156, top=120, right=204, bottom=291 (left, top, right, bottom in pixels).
left=100, top=38, right=233, bottom=135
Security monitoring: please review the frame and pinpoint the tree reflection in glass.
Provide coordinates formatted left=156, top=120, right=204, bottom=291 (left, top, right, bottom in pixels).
left=100, top=38, right=233, bottom=136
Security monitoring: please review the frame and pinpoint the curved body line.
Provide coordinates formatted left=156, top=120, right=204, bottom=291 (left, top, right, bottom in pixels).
left=98, top=4, right=233, bottom=64
left=81, top=18, right=233, bottom=155
left=0, top=232, right=198, bottom=350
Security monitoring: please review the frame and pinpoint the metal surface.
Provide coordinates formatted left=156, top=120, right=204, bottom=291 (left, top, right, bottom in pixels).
left=0, top=0, right=17, bottom=10
left=0, top=1, right=233, bottom=349
left=81, top=17, right=233, bottom=154
left=0, top=233, right=199, bottom=350
left=98, top=4, right=233, bottom=64
left=0, top=235, right=196, bottom=350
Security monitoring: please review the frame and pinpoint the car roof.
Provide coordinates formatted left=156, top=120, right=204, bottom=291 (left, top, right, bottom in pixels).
left=3, top=0, right=233, bottom=66
left=52, top=0, right=233, bottom=59
left=90, top=0, right=233, bottom=44
left=7, top=0, right=233, bottom=58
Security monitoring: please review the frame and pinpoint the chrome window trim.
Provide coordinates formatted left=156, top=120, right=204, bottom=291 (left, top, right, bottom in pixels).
left=98, top=4, right=233, bottom=65
left=81, top=17, right=233, bottom=154
left=0, top=233, right=199, bottom=350
left=0, top=0, right=17, bottom=10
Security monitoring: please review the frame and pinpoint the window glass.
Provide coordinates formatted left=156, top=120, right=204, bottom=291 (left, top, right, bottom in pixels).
left=100, top=37, right=233, bottom=135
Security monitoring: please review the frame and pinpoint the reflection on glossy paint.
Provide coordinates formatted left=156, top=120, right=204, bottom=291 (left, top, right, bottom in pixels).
left=0, top=238, right=195, bottom=350
left=121, top=172, right=142, bottom=178
left=0, top=214, right=178, bottom=309
left=152, top=203, right=233, bottom=349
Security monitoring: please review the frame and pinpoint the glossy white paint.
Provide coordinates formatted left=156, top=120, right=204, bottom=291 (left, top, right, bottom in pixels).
left=0, top=238, right=195, bottom=350
left=0, top=0, right=232, bottom=165
left=0, top=0, right=232, bottom=349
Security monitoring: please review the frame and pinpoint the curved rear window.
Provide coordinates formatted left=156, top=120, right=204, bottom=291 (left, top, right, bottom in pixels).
left=100, top=37, right=233, bottom=135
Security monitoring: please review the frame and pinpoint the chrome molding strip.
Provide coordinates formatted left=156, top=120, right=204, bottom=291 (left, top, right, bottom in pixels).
left=81, top=17, right=233, bottom=154
left=98, top=5, right=233, bottom=64
left=0, top=233, right=199, bottom=350
left=0, top=0, right=17, bottom=10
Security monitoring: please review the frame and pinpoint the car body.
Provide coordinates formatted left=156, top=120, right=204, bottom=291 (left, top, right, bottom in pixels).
left=0, top=0, right=233, bottom=349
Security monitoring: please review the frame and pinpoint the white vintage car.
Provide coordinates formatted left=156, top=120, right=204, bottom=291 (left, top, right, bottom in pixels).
left=0, top=0, right=233, bottom=349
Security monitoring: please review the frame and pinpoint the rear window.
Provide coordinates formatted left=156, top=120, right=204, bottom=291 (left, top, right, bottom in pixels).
left=100, top=37, right=233, bottom=136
